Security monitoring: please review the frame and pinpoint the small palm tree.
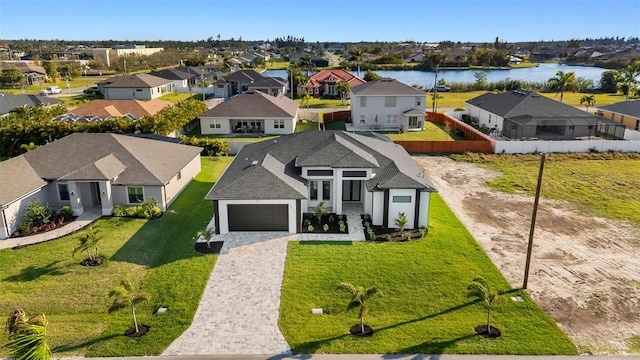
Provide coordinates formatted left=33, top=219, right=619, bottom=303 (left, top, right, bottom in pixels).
left=301, top=91, right=313, bottom=109
left=617, top=62, right=640, bottom=101
left=337, top=282, right=380, bottom=334
left=548, top=70, right=576, bottom=103
left=196, top=226, right=215, bottom=248
left=19, top=142, right=40, bottom=153
left=4, top=308, right=51, bottom=360
left=580, top=94, right=596, bottom=112
left=394, top=212, right=408, bottom=235
left=336, top=80, right=351, bottom=105
left=314, top=202, right=326, bottom=224
left=467, top=277, right=504, bottom=334
left=108, top=278, right=150, bottom=334
left=72, top=226, right=101, bottom=262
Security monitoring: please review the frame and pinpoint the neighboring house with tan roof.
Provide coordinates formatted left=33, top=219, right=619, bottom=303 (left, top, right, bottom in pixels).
left=0, top=133, right=202, bottom=240
left=97, top=74, right=173, bottom=100
left=205, top=130, right=436, bottom=233
left=350, top=78, right=427, bottom=131
left=11, top=62, right=47, bottom=84
left=52, top=99, right=171, bottom=122
left=199, top=91, right=299, bottom=135
left=302, top=69, right=366, bottom=98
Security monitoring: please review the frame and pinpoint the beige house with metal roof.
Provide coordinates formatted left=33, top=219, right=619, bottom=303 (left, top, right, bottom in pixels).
left=0, top=133, right=202, bottom=240
left=97, top=74, right=173, bottom=100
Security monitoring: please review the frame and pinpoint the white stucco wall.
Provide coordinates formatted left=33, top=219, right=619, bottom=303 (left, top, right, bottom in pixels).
left=112, top=185, right=163, bottom=210
left=388, top=189, right=416, bottom=229
left=0, top=189, right=46, bottom=239
left=465, top=104, right=504, bottom=131
left=371, top=191, right=384, bottom=226
left=104, top=85, right=171, bottom=100
left=418, top=191, right=431, bottom=228
left=200, top=117, right=232, bottom=134
left=163, top=155, right=201, bottom=207
left=217, top=199, right=297, bottom=234
left=264, top=117, right=296, bottom=135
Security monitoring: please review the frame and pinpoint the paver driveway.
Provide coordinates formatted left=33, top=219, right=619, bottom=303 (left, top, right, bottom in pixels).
left=163, top=232, right=296, bottom=355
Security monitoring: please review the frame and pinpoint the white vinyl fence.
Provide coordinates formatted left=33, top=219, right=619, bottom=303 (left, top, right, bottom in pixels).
left=495, top=139, right=640, bottom=154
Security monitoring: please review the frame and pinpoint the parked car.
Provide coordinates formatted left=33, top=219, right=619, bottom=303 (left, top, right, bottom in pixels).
left=432, top=85, right=451, bottom=92
left=40, top=86, right=62, bottom=96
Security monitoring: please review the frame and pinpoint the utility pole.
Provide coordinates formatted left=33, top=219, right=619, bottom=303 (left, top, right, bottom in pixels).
left=432, top=64, right=439, bottom=113
left=523, top=153, right=547, bottom=289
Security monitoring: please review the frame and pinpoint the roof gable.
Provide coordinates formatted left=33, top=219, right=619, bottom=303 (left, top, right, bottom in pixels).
left=0, top=156, right=47, bottom=206
left=295, top=133, right=379, bottom=168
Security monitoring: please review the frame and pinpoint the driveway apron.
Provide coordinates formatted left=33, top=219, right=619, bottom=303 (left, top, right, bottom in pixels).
left=163, top=232, right=295, bottom=355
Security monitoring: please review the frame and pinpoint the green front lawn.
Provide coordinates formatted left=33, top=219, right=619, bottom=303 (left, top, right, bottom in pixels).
left=280, top=194, right=577, bottom=355
left=450, top=152, right=640, bottom=224
left=0, top=78, right=98, bottom=95
left=298, top=98, right=350, bottom=109
left=0, top=156, right=231, bottom=357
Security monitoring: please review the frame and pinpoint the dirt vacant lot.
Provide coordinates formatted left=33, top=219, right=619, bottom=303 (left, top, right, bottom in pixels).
left=415, top=155, right=640, bottom=355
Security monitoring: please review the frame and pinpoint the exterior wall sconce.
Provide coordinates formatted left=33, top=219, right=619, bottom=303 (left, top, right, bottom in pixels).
left=101, top=191, right=106, bottom=195
left=70, top=191, right=75, bottom=196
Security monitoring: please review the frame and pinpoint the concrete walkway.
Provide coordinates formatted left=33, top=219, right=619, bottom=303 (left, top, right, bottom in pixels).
left=0, top=208, right=102, bottom=250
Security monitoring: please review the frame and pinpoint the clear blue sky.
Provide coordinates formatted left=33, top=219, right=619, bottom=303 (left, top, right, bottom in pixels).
left=0, top=0, right=638, bottom=43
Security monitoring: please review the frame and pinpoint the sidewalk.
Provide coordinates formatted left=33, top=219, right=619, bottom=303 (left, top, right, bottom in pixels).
left=0, top=208, right=102, bottom=250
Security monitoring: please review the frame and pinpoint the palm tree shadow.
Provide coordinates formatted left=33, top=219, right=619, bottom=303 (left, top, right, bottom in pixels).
left=51, top=333, right=120, bottom=353
left=288, top=333, right=351, bottom=355
left=375, top=299, right=479, bottom=334
left=4, top=260, right=68, bottom=282
left=389, top=333, right=477, bottom=356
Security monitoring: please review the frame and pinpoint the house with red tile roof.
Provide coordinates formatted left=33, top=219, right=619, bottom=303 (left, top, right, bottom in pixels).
left=301, top=69, right=365, bottom=98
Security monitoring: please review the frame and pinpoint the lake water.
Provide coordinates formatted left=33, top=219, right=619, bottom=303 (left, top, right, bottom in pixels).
left=263, top=63, right=605, bottom=87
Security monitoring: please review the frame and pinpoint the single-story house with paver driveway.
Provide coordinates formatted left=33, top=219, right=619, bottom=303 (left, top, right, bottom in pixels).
left=0, top=133, right=202, bottom=240
left=205, top=130, right=436, bottom=234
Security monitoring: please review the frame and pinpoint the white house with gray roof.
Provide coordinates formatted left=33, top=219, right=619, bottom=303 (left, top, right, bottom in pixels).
left=97, top=74, right=173, bottom=100
left=0, top=133, right=202, bottom=240
left=350, top=78, right=427, bottom=131
left=466, top=90, right=624, bottom=140
left=199, top=91, right=298, bottom=135
left=205, top=130, right=436, bottom=234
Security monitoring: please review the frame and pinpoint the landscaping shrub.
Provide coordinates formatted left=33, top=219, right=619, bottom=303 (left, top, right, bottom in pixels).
left=179, top=136, right=230, bottom=156
left=21, top=200, right=53, bottom=228
left=111, top=198, right=162, bottom=220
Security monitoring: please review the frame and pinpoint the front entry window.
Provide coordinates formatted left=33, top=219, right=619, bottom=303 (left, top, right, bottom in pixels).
left=322, top=180, right=331, bottom=201
left=58, top=183, right=70, bottom=201
left=127, top=186, right=144, bottom=204
left=310, top=181, right=318, bottom=200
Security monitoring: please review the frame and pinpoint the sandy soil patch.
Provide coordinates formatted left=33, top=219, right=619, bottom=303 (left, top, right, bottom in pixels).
left=415, top=155, right=640, bottom=354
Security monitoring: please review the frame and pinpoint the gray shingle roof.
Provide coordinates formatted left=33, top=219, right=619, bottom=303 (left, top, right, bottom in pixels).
left=22, top=133, right=201, bottom=185
left=225, top=70, right=264, bottom=83
left=199, top=91, right=298, bottom=118
left=598, top=100, right=640, bottom=118
left=99, top=74, right=172, bottom=88
left=0, top=156, right=47, bottom=206
left=351, top=78, right=426, bottom=96
left=205, top=131, right=436, bottom=201
left=149, top=68, right=191, bottom=81
left=59, top=154, right=126, bottom=181
left=0, top=93, right=61, bottom=115
left=466, top=90, right=602, bottom=125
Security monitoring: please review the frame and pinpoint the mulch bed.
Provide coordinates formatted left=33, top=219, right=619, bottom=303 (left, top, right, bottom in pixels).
left=194, top=241, right=224, bottom=254
left=361, top=215, right=425, bottom=241
left=124, top=324, right=150, bottom=337
left=301, top=213, right=349, bottom=234
left=474, top=324, right=501, bottom=338
left=80, top=255, right=106, bottom=266
left=11, top=217, right=77, bottom=238
left=349, top=324, right=374, bottom=337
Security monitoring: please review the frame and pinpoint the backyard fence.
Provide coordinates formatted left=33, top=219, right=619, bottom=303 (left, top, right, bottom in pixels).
left=395, top=112, right=495, bottom=154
